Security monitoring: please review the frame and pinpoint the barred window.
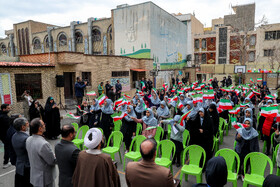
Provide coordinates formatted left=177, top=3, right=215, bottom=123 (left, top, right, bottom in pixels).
left=33, top=38, right=41, bottom=50
left=112, top=71, right=129, bottom=77
left=0, top=43, right=6, bottom=54
left=58, top=33, right=67, bottom=46
left=75, top=31, right=83, bottom=43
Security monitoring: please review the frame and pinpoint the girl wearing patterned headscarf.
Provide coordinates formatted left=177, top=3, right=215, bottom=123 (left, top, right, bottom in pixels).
left=131, top=108, right=158, bottom=138
left=100, top=99, right=114, bottom=141
left=161, top=115, right=185, bottom=167
left=121, top=105, right=137, bottom=152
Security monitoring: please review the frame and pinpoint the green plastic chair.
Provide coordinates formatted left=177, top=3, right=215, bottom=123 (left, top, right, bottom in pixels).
left=182, top=130, right=190, bottom=149
left=113, top=120, right=122, bottom=131
left=136, top=123, right=142, bottom=136
left=102, top=131, right=123, bottom=163
left=228, top=114, right=232, bottom=130
left=212, top=136, right=219, bottom=153
left=167, top=124, right=171, bottom=140
left=224, top=114, right=230, bottom=136
left=277, top=167, right=280, bottom=177
left=72, top=125, right=89, bottom=150
left=155, top=140, right=176, bottom=174
left=257, top=115, right=261, bottom=139
left=262, top=132, right=275, bottom=154
left=243, top=152, right=273, bottom=187
left=180, top=145, right=206, bottom=185
left=273, top=143, right=280, bottom=167
left=219, top=118, right=226, bottom=144
left=71, top=123, right=79, bottom=134
left=123, top=135, right=146, bottom=171
left=154, top=126, right=164, bottom=145
left=215, top=149, right=240, bottom=187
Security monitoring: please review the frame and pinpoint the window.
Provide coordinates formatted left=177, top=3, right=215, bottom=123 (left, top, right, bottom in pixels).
left=264, top=49, right=274, bottom=57
left=201, top=53, right=206, bottom=63
left=82, top=72, right=91, bottom=86
left=194, top=39, right=199, bottom=49
left=18, top=29, right=22, bottom=55
left=218, top=58, right=226, bottom=64
left=21, top=28, right=26, bottom=54
left=75, top=31, right=83, bottom=44
left=201, top=39, right=206, bottom=49
left=265, top=31, right=280, bottom=40
left=0, top=43, right=6, bottom=54
left=25, top=28, right=30, bottom=54
left=58, top=33, right=67, bottom=46
left=248, top=51, right=255, bottom=62
left=112, top=71, right=129, bottom=77
left=249, top=35, right=256, bottom=46
left=33, top=38, right=41, bottom=50
left=44, top=35, right=49, bottom=48
left=92, top=29, right=101, bottom=42
left=107, top=26, right=112, bottom=40
left=15, top=74, right=42, bottom=101
left=194, top=54, right=199, bottom=63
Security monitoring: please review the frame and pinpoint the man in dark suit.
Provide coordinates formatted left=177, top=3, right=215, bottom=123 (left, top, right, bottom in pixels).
left=55, top=124, right=80, bottom=187
left=12, top=117, right=32, bottom=187
left=125, top=139, right=174, bottom=187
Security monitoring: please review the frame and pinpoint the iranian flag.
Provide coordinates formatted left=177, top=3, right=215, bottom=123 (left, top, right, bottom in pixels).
left=137, top=89, right=144, bottom=96
left=209, top=85, right=213, bottom=89
left=219, top=99, right=233, bottom=110
left=257, top=78, right=262, bottom=82
left=203, top=90, right=215, bottom=99
left=177, top=102, right=184, bottom=109
left=200, top=83, right=205, bottom=88
left=250, top=78, right=254, bottom=84
left=177, top=90, right=184, bottom=95
left=229, top=105, right=241, bottom=114
left=240, top=103, right=246, bottom=108
left=171, top=87, right=176, bottom=92
left=112, top=112, right=128, bottom=122
left=178, top=110, right=192, bottom=126
left=98, top=94, right=108, bottom=105
left=217, top=107, right=223, bottom=113
left=232, top=123, right=249, bottom=130
left=194, top=86, right=202, bottom=91
left=245, top=91, right=254, bottom=99
left=123, top=94, right=131, bottom=99
left=252, top=89, right=261, bottom=95
left=184, top=86, right=191, bottom=92
left=265, top=94, right=275, bottom=100
left=143, top=102, right=148, bottom=110
left=178, top=81, right=182, bottom=85
left=193, top=81, right=198, bottom=86
left=141, top=81, right=146, bottom=90
left=66, top=112, right=80, bottom=119
left=75, top=105, right=85, bottom=113
left=114, top=97, right=123, bottom=106
left=168, top=96, right=178, bottom=103
left=260, top=106, right=278, bottom=117
left=193, top=94, right=203, bottom=103
left=163, top=83, right=168, bottom=91
left=235, top=88, right=242, bottom=95
left=86, top=91, right=96, bottom=96
left=202, top=79, right=205, bottom=83
left=208, top=78, right=213, bottom=82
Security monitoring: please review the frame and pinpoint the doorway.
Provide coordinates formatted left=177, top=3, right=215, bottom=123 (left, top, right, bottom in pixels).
left=64, top=72, right=75, bottom=99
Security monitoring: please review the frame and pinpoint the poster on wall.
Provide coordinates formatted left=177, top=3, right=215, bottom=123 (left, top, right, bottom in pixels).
left=0, top=73, right=13, bottom=104
left=111, top=78, right=130, bottom=92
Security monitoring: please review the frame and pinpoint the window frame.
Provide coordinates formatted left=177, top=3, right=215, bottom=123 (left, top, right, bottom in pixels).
left=58, top=33, right=68, bottom=46
left=81, top=72, right=92, bottom=86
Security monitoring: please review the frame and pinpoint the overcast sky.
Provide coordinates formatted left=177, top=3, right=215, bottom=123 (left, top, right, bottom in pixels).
left=0, top=0, right=279, bottom=38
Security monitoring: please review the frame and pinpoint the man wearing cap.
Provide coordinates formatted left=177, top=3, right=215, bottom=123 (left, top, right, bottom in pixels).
left=72, top=128, right=120, bottom=187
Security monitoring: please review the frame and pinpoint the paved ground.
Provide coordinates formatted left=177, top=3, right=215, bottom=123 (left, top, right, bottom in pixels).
left=0, top=108, right=276, bottom=187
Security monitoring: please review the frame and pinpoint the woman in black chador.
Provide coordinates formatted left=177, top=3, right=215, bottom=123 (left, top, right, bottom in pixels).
left=44, top=96, right=61, bottom=139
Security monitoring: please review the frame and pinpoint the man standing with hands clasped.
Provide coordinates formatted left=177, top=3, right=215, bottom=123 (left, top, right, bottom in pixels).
left=115, top=80, right=122, bottom=100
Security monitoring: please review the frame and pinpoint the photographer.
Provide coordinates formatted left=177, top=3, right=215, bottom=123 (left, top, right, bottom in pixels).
left=74, top=77, right=87, bottom=113
left=21, top=90, right=33, bottom=121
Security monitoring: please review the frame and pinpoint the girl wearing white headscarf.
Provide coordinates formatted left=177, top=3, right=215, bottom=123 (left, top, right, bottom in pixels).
left=165, top=96, right=176, bottom=118
left=121, top=105, right=137, bottom=152
left=238, top=108, right=256, bottom=129
left=131, top=108, right=158, bottom=138
left=144, top=91, right=161, bottom=108
left=134, top=97, right=145, bottom=119
left=100, top=99, right=114, bottom=141
left=89, top=99, right=102, bottom=128
left=235, top=118, right=259, bottom=177
left=156, top=101, right=170, bottom=121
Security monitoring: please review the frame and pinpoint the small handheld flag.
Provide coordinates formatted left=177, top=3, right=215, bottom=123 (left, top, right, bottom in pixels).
left=66, top=112, right=80, bottom=119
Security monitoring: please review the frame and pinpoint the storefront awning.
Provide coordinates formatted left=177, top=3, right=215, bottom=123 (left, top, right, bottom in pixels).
left=130, top=68, right=148, bottom=72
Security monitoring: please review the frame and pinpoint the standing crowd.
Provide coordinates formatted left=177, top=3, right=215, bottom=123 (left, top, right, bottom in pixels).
left=2, top=75, right=280, bottom=187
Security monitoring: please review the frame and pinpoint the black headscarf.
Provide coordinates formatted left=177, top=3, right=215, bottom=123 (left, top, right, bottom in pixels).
left=45, top=96, right=55, bottom=112
left=206, top=156, right=228, bottom=187
left=263, top=174, right=280, bottom=187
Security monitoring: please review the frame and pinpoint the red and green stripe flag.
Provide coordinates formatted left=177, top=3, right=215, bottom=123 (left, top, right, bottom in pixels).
left=123, top=93, right=131, bottom=99
left=137, top=89, right=144, bottom=96
left=193, top=94, right=203, bottom=103
left=97, top=94, right=108, bottom=105
left=163, top=83, right=168, bottom=91
left=219, top=99, right=233, bottom=110
left=260, top=106, right=278, bottom=117
left=177, top=102, right=184, bottom=109
left=112, top=112, right=128, bottom=122
left=245, top=90, right=254, bottom=99
left=203, top=90, right=215, bottom=99
left=86, top=91, right=96, bottom=96
left=229, top=105, right=241, bottom=114
left=178, top=109, right=192, bottom=126
left=265, top=94, right=275, bottom=100
left=252, top=89, right=261, bottom=95
left=208, top=78, right=213, bottom=82
left=250, top=78, right=254, bottom=84
left=66, top=112, right=80, bottom=119
left=257, top=78, right=262, bottom=82
left=141, top=81, right=146, bottom=90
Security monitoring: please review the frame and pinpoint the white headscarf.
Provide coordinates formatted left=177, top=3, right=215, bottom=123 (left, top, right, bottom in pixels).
left=84, top=128, right=103, bottom=149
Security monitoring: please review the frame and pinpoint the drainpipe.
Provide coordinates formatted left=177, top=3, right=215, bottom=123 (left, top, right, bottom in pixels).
left=70, top=21, right=76, bottom=52
left=87, top=17, right=94, bottom=55
left=9, top=34, right=15, bottom=57
left=47, top=27, right=54, bottom=52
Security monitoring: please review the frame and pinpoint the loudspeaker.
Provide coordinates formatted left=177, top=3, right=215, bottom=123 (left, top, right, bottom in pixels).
left=56, top=75, right=64, bottom=87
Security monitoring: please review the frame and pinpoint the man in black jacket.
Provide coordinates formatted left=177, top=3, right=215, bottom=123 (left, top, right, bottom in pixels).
left=55, top=124, right=80, bottom=187
left=0, top=104, right=12, bottom=169
left=115, top=80, right=122, bottom=100
left=105, top=81, right=112, bottom=96
left=226, top=75, right=232, bottom=87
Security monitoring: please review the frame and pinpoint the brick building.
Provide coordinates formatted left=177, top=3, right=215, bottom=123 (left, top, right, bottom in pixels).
left=0, top=52, right=152, bottom=114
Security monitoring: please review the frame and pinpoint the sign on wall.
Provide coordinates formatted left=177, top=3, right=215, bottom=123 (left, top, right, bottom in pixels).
left=0, top=73, right=13, bottom=104
left=111, top=78, right=130, bottom=92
